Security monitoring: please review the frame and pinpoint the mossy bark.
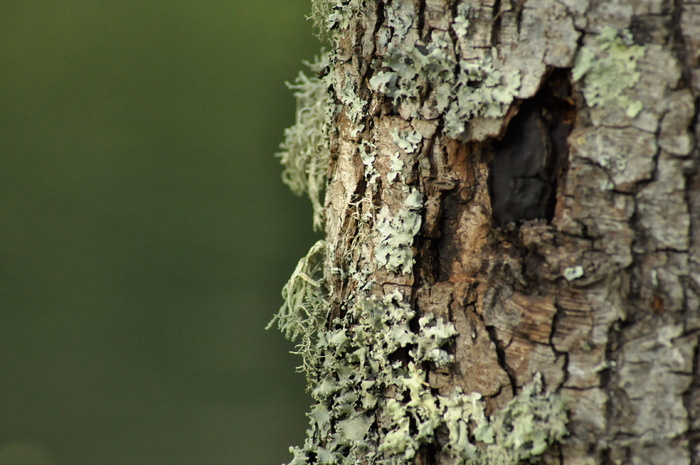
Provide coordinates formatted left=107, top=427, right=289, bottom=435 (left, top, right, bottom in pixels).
left=278, top=1, right=700, bottom=464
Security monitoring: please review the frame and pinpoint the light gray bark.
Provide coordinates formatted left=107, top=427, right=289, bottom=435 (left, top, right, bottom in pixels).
left=275, top=1, right=700, bottom=464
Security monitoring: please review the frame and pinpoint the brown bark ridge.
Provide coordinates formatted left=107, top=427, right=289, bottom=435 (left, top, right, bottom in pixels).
left=271, top=1, right=700, bottom=464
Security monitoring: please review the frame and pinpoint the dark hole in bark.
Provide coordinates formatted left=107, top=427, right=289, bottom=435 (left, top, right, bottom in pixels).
left=488, top=68, right=575, bottom=228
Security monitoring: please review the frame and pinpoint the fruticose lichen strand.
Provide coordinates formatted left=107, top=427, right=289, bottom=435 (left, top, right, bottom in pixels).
left=277, top=51, right=333, bottom=231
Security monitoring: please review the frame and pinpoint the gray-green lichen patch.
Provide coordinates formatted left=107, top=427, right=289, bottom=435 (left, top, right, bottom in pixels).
left=391, top=129, right=421, bottom=154
left=274, top=2, right=568, bottom=463
left=370, top=36, right=520, bottom=140
left=279, top=289, right=459, bottom=464
left=439, top=373, right=568, bottom=465
left=451, top=3, right=470, bottom=38
left=270, top=242, right=568, bottom=465
left=335, top=65, right=367, bottom=133
left=572, top=26, right=645, bottom=118
left=374, top=188, right=423, bottom=274
left=360, top=139, right=379, bottom=185
left=563, top=265, right=584, bottom=281
left=278, top=51, right=333, bottom=231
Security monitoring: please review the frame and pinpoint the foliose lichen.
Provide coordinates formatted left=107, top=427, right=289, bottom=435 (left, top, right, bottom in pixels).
left=271, top=204, right=567, bottom=465
left=572, top=26, right=645, bottom=118
left=391, top=129, right=421, bottom=154
left=374, top=188, right=423, bottom=274
left=278, top=51, right=333, bottom=231
left=271, top=266, right=568, bottom=464
left=370, top=33, right=521, bottom=140
left=310, top=0, right=360, bottom=42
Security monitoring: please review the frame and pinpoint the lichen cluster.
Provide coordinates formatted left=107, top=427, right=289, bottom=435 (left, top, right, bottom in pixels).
left=272, top=1, right=568, bottom=464
left=271, top=241, right=567, bottom=465
left=370, top=35, right=521, bottom=140
left=271, top=252, right=568, bottom=464
left=572, top=26, right=645, bottom=118
left=284, top=285, right=459, bottom=465
left=310, top=0, right=360, bottom=42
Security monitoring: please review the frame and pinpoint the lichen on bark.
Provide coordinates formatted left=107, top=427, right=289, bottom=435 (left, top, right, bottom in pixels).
left=273, top=1, right=700, bottom=464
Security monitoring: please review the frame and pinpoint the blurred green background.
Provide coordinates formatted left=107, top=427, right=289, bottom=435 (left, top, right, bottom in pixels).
left=0, top=2, right=321, bottom=464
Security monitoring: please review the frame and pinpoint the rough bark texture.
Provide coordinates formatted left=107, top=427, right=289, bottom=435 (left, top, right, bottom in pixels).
left=273, top=1, right=700, bottom=464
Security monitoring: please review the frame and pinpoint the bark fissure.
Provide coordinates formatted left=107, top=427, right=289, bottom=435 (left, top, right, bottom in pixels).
left=484, top=322, right=518, bottom=396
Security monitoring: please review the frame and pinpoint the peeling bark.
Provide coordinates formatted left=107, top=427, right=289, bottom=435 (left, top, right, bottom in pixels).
left=274, top=1, right=700, bottom=464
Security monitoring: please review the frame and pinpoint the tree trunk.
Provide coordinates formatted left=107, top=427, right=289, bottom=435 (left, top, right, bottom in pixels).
left=271, top=1, right=700, bottom=464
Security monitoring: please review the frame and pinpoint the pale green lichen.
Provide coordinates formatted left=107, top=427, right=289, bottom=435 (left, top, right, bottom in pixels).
left=277, top=282, right=568, bottom=465
left=572, top=26, right=645, bottom=118
left=280, top=290, right=460, bottom=465
left=370, top=27, right=521, bottom=140
left=563, top=265, right=584, bottom=281
left=310, top=0, right=360, bottom=42
left=391, top=129, right=422, bottom=154
left=336, top=67, right=367, bottom=133
left=452, top=3, right=471, bottom=37
left=360, top=139, right=380, bottom=186
left=384, top=1, right=413, bottom=43
left=374, top=188, right=423, bottom=274
left=272, top=212, right=567, bottom=465
left=278, top=51, right=333, bottom=231
left=266, top=240, right=329, bottom=374
left=439, top=373, right=568, bottom=465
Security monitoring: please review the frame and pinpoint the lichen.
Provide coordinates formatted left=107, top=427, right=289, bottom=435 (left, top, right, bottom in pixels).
left=370, top=28, right=521, bottom=140
left=280, top=289, right=460, bottom=465
left=275, top=281, right=569, bottom=465
left=271, top=201, right=567, bottom=465
left=391, top=129, right=421, bottom=154
left=277, top=51, right=333, bottom=231
left=374, top=188, right=423, bottom=274
left=266, top=240, right=329, bottom=375
left=563, top=265, right=584, bottom=281
left=310, top=0, right=360, bottom=42
left=440, top=373, right=568, bottom=465
left=452, top=3, right=470, bottom=37
left=572, top=26, right=645, bottom=118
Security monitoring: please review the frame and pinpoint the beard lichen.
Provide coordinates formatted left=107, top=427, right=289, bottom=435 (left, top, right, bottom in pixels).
left=277, top=51, right=333, bottom=231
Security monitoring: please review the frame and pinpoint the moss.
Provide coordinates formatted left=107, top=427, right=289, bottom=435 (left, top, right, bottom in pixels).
left=277, top=51, right=333, bottom=231
left=572, top=26, right=645, bottom=118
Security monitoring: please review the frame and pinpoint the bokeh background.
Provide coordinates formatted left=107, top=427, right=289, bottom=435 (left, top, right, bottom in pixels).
left=0, top=2, right=321, bottom=464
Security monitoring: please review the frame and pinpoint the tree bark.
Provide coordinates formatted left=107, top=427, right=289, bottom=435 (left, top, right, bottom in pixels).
left=272, top=1, right=700, bottom=464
